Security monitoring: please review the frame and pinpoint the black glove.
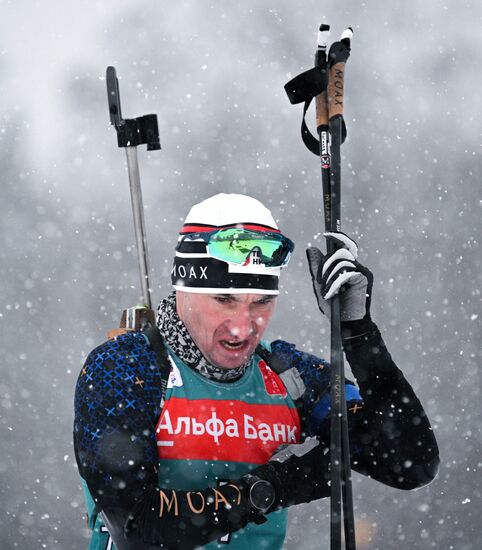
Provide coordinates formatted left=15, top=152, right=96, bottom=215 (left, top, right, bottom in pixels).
left=306, top=231, right=373, bottom=322
left=244, top=437, right=330, bottom=515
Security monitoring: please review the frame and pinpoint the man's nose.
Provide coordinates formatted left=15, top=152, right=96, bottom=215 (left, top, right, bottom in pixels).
left=228, top=307, right=257, bottom=339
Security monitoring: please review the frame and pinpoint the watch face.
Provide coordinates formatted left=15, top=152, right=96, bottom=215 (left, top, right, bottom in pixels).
left=250, top=480, right=276, bottom=513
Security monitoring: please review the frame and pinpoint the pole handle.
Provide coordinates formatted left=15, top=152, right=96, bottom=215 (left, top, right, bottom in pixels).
left=328, top=62, right=346, bottom=120
left=315, top=25, right=330, bottom=130
left=316, top=91, right=329, bottom=128
left=106, top=66, right=123, bottom=126
left=327, top=28, right=353, bottom=121
left=106, top=66, right=161, bottom=150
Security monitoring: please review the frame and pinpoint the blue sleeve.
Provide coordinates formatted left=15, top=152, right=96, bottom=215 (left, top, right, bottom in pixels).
left=73, top=333, right=163, bottom=509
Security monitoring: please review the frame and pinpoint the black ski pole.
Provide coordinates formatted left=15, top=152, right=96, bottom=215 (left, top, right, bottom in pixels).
left=325, top=28, right=356, bottom=550
left=106, top=66, right=161, bottom=335
left=283, top=23, right=356, bottom=550
left=314, top=25, right=332, bottom=236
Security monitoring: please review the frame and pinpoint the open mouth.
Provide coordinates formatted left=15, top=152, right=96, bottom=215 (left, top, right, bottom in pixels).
left=220, top=340, right=246, bottom=351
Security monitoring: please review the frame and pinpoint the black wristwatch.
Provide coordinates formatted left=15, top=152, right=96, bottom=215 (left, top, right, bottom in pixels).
left=242, top=474, right=276, bottom=515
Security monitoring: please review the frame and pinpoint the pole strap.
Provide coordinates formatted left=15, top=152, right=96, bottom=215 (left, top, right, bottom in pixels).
left=284, top=40, right=351, bottom=155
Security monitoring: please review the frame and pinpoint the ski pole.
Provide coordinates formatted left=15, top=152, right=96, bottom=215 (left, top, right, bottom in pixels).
left=283, top=24, right=355, bottom=550
left=325, top=28, right=356, bottom=550
left=315, top=25, right=332, bottom=236
left=106, top=66, right=161, bottom=333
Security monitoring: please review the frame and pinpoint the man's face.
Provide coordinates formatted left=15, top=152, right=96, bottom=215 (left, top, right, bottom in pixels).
left=176, top=292, right=277, bottom=369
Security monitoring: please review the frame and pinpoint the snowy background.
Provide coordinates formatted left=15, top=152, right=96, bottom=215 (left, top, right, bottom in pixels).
left=1, top=1, right=480, bottom=549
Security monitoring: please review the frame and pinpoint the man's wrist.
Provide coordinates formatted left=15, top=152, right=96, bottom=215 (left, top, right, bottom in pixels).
left=341, top=317, right=378, bottom=346
left=241, top=474, right=276, bottom=516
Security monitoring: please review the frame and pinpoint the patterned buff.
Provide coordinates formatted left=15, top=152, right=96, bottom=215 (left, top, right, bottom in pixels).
left=156, top=292, right=251, bottom=382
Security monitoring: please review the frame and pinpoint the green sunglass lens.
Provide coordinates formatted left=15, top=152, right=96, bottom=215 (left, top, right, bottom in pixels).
left=208, top=230, right=287, bottom=266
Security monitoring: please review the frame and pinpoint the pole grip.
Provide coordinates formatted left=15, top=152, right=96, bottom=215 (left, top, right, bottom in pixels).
left=315, top=90, right=329, bottom=128
left=327, top=28, right=352, bottom=121
left=106, top=66, right=123, bottom=126
left=328, top=62, right=346, bottom=120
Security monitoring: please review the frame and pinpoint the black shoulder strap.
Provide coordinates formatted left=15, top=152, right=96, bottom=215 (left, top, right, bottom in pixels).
left=255, top=344, right=289, bottom=375
left=143, top=327, right=171, bottom=401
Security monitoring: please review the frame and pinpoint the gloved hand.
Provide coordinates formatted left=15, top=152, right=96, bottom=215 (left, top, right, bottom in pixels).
left=306, top=232, right=373, bottom=322
left=244, top=437, right=330, bottom=514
